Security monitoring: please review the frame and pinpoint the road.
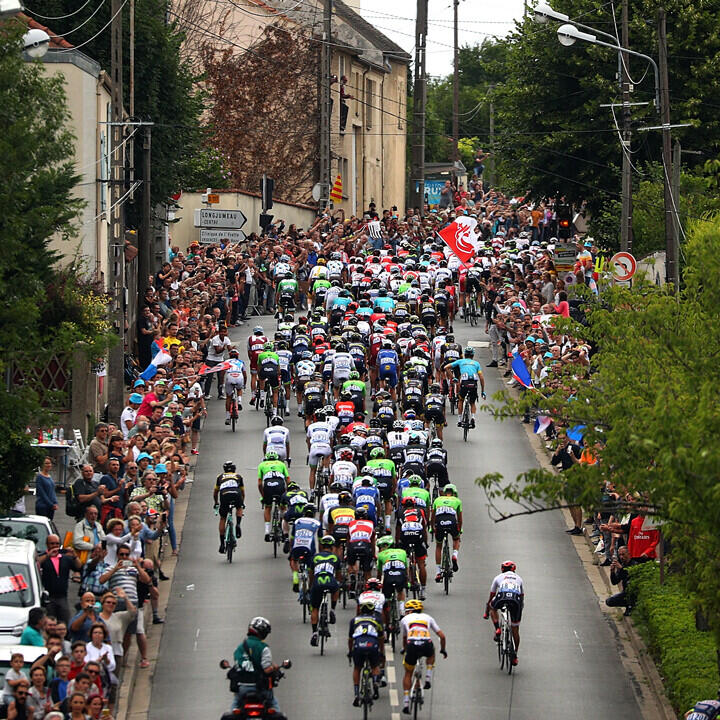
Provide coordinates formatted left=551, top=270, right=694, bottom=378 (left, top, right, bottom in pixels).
left=149, top=318, right=640, bottom=720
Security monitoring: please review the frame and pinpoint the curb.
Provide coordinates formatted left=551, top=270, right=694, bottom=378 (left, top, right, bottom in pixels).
left=496, top=368, right=676, bottom=720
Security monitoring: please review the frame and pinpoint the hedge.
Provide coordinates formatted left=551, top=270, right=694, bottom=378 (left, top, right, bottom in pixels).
left=627, top=562, right=719, bottom=714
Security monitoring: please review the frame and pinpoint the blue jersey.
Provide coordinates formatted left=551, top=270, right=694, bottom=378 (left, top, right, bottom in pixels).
left=374, top=297, right=395, bottom=312
left=291, top=517, right=321, bottom=553
left=332, top=296, right=351, bottom=309
left=450, top=358, right=482, bottom=380
left=353, top=486, right=379, bottom=522
left=377, top=349, right=398, bottom=373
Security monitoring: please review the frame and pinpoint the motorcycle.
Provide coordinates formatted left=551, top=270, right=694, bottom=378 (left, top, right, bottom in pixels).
left=219, top=658, right=292, bottom=720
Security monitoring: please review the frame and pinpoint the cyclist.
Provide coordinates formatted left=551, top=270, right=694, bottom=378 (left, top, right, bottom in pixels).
left=486, top=560, right=524, bottom=667
left=309, top=535, right=340, bottom=647
left=258, top=450, right=290, bottom=542
left=431, top=483, right=462, bottom=581
left=440, top=333, right=462, bottom=394
left=258, top=341, right=281, bottom=411
left=247, top=326, right=268, bottom=403
left=306, top=408, right=333, bottom=493
left=346, top=507, right=376, bottom=596
left=366, top=448, right=397, bottom=535
left=358, top=577, right=386, bottom=619
left=288, top=504, right=321, bottom=592
left=294, top=352, right=316, bottom=416
left=263, top=415, right=291, bottom=462
left=331, top=343, right=355, bottom=398
left=401, top=475, right=430, bottom=513
left=335, top=390, right=356, bottom=428
left=320, top=481, right=343, bottom=532
left=330, top=448, right=357, bottom=491
left=352, top=475, right=380, bottom=527
left=213, top=461, right=244, bottom=554
left=423, top=382, right=446, bottom=441
left=275, top=340, right=293, bottom=414
left=224, top=349, right=247, bottom=424
left=276, top=272, right=298, bottom=315
left=342, top=371, right=367, bottom=413
left=376, top=340, right=399, bottom=401
left=302, top=373, right=325, bottom=425
left=348, top=600, right=385, bottom=706
left=395, top=496, right=428, bottom=599
left=425, top=438, right=449, bottom=491
left=400, top=599, right=447, bottom=714
left=327, top=490, right=356, bottom=547
left=376, top=535, right=408, bottom=617
left=684, top=699, right=720, bottom=720
left=443, top=346, right=486, bottom=429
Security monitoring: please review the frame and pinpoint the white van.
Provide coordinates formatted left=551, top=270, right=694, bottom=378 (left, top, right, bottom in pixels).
left=0, top=538, right=45, bottom=645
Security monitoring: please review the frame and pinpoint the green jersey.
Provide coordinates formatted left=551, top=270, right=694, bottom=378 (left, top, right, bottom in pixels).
left=366, top=457, right=396, bottom=480
left=402, top=486, right=431, bottom=509
left=257, top=459, right=289, bottom=482
left=278, top=278, right=298, bottom=294
left=342, top=379, right=366, bottom=396
left=432, top=495, right=462, bottom=519
left=397, top=282, right=411, bottom=295
left=377, top=547, right=408, bottom=576
left=312, top=279, right=331, bottom=293
left=258, top=350, right=279, bottom=370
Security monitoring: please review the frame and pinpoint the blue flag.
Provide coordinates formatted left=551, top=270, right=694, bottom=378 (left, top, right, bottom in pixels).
left=511, top=354, right=533, bottom=389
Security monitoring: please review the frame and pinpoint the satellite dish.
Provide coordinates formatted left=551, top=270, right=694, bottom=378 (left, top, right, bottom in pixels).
left=312, top=183, right=322, bottom=202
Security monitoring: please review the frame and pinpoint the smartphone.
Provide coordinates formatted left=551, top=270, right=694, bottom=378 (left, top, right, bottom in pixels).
left=123, top=560, right=132, bottom=568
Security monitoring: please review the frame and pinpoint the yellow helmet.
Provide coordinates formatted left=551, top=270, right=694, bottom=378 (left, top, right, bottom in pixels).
left=405, top=599, right=424, bottom=613
left=317, top=258, right=327, bottom=265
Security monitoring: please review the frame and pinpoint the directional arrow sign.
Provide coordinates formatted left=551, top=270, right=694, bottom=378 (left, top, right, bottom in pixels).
left=193, top=208, right=247, bottom=229
left=610, top=251, right=637, bottom=282
left=199, top=229, right=247, bottom=244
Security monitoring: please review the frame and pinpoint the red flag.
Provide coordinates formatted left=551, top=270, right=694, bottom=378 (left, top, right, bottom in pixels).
left=437, top=216, right=480, bottom=265
left=198, top=361, right=233, bottom=375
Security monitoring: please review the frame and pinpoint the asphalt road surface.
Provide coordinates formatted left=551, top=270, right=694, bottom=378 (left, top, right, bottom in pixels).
left=149, top=318, right=640, bottom=720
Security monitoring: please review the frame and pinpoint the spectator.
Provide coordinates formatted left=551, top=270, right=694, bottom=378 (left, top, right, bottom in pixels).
left=80, top=543, right=110, bottom=598
left=605, top=546, right=637, bottom=615
left=26, top=667, right=51, bottom=720
left=1, top=653, right=28, bottom=707
left=97, top=590, right=136, bottom=670
left=73, top=506, right=106, bottom=562
left=48, top=657, right=71, bottom=706
left=84, top=623, right=116, bottom=680
left=204, top=325, right=231, bottom=398
left=5, top=679, right=31, bottom=720
left=98, top=459, right=126, bottom=524
left=28, top=637, right=62, bottom=684
left=69, top=593, right=106, bottom=643
left=36, top=537, right=80, bottom=626
left=34, top=457, right=58, bottom=520
left=71, top=464, right=103, bottom=520
left=87, top=423, right=110, bottom=475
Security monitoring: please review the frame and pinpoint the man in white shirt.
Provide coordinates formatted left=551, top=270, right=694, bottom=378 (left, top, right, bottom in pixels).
left=120, top=394, right=143, bottom=439
left=204, top=326, right=232, bottom=399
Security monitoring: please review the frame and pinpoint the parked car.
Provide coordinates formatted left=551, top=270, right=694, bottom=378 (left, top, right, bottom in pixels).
left=0, top=644, right=49, bottom=687
left=0, top=538, right=45, bottom=645
left=0, top=515, right=59, bottom=553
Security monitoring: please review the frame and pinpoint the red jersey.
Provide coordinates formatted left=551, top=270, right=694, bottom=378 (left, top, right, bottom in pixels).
left=248, top=334, right=268, bottom=368
left=335, top=401, right=355, bottom=424
left=348, top=519, right=374, bottom=544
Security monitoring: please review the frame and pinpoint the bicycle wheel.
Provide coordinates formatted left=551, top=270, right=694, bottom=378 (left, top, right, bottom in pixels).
left=506, top=623, right=515, bottom=675
left=226, top=526, right=234, bottom=564
left=319, top=602, right=327, bottom=656
left=463, top=409, right=469, bottom=442
left=272, top=504, right=280, bottom=558
left=278, top=387, right=286, bottom=419
left=301, top=573, right=308, bottom=624
left=442, top=539, right=451, bottom=595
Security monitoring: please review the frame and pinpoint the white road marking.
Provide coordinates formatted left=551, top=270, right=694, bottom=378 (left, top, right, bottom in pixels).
left=389, top=687, right=399, bottom=706
left=392, top=714, right=401, bottom=720
left=573, top=629, right=584, bottom=653
left=193, top=627, right=200, bottom=652
left=387, top=665, right=396, bottom=684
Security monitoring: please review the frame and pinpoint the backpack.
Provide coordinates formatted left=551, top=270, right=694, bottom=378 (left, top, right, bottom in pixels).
left=65, top=483, right=80, bottom=519
left=228, top=640, right=264, bottom=691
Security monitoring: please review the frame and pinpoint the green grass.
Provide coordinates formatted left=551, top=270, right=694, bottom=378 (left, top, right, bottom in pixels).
left=627, top=562, right=719, bottom=714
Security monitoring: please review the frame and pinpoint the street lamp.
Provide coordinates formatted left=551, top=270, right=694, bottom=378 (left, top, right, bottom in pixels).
left=23, top=28, right=51, bottom=59
left=533, top=2, right=568, bottom=24
left=0, top=0, right=24, bottom=18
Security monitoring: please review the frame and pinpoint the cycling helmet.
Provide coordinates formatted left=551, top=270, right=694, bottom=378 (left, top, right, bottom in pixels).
left=264, top=342, right=274, bottom=351
left=274, top=332, right=283, bottom=341
left=302, top=505, right=316, bottom=517
left=223, top=461, right=236, bottom=472
left=253, top=326, right=264, bottom=335
left=340, top=449, right=354, bottom=461
left=349, top=371, right=360, bottom=380
left=329, top=481, right=343, bottom=492
left=336, top=343, right=347, bottom=353
left=463, top=346, right=475, bottom=357
left=403, top=410, right=417, bottom=420
left=377, top=535, right=393, bottom=549
left=287, top=481, right=300, bottom=491
left=323, top=405, right=336, bottom=416
left=340, top=390, right=352, bottom=400
left=319, top=535, right=335, bottom=547
left=338, top=491, right=353, bottom=505
left=430, top=438, right=443, bottom=449
left=401, top=496, right=416, bottom=507
left=277, top=341, right=288, bottom=350
left=354, top=507, right=368, bottom=519
left=359, top=600, right=376, bottom=614
left=404, top=599, right=423, bottom=613
left=264, top=451, right=279, bottom=461
left=446, top=334, right=454, bottom=343
left=443, top=483, right=458, bottom=496
left=360, top=475, right=373, bottom=486
left=315, top=409, right=326, bottom=421
left=393, top=421, right=405, bottom=431
left=369, top=417, right=382, bottom=429
left=370, top=448, right=385, bottom=459
left=301, top=350, right=313, bottom=360
left=501, top=560, right=517, bottom=573
left=284, top=314, right=294, bottom=322
left=408, top=433, right=421, bottom=445
left=429, top=383, right=441, bottom=393
left=248, top=616, right=271, bottom=639
left=408, top=475, right=423, bottom=487
left=365, top=578, right=382, bottom=591
left=270, top=415, right=284, bottom=426
left=229, top=348, right=239, bottom=357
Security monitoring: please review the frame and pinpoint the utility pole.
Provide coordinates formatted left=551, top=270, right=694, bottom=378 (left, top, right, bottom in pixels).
left=319, top=0, right=332, bottom=210
left=452, top=0, right=459, bottom=165
left=138, top=126, right=152, bottom=302
left=671, top=139, right=681, bottom=279
left=657, top=7, right=677, bottom=290
left=488, top=86, right=495, bottom=187
left=619, top=0, right=632, bottom=252
left=409, top=0, right=428, bottom=214
left=108, top=0, right=125, bottom=420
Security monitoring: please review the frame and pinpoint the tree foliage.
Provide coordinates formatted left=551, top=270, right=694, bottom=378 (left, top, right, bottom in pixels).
left=0, top=25, right=114, bottom=512
left=201, top=27, right=319, bottom=203
left=476, top=213, right=720, bottom=648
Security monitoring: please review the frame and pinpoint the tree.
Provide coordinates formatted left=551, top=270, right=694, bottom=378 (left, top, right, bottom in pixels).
left=477, top=213, right=720, bottom=648
left=0, top=25, right=114, bottom=512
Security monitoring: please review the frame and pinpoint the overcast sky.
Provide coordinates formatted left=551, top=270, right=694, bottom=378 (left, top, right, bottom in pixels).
left=357, top=0, right=526, bottom=78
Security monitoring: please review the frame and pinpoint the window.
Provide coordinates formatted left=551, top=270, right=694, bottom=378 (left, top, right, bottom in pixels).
left=365, top=78, right=375, bottom=130
left=338, top=55, right=346, bottom=82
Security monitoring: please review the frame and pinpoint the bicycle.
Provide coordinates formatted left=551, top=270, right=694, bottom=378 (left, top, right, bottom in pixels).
left=264, top=384, right=275, bottom=427
left=253, top=382, right=262, bottom=412
left=228, top=385, right=240, bottom=433
left=298, top=558, right=310, bottom=623
left=386, top=587, right=400, bottom=653
left=467, top=293, right=478, bottom=328
left=427, top=418, right=437, bottom=443
left=408, top=656, right=426, bottom=718
left=318, top=589, right=332, bottom=656
left=277, top=382, right=287, bottom=420
left=407, top=549, right=421, bottom=600
left=459, top=399, right=471, bottom=443
left=358, top=655, right=375, bottom=719
left=270, top=498, right=282, bottom=558
left=314, top=464, right=330, bottom=511
left=213, top=504, right=239, bottom=564
left=497, top=604, right=515, bottom=674
left=439, top=533, right=453, bottom=595
left=448, top=379, right=458, bottom=416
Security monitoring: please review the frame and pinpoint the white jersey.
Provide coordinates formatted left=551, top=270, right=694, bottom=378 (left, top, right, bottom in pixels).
left=400, top=612, right=441, bottom=644
left=434, top=267, right=452, bottom=285
left=307, top=421, right=332, bottom=446
left=327, top=260, right=344, bottom=277
left=263, top=426, right=289, bottom=453
left=296, top=359, right=316, bottom=378
left=331, top=460, right=357, bottom=487
left=226, top=358, right=245, bottom=381
left=387, top=431, right=408, bottom=450
left=358, top=590, right=385, bottom=614
left=274, top=262, right=291, bottom=278
left=332, top=352, right=353, bottom=376
left=490, top=571, right=524, bottom=596
left=309, top=265, right=327, bottom=281
left=320, top=492, right=340, bottom=529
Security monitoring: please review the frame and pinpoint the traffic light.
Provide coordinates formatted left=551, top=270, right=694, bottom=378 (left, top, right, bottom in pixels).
left=557, top=205, right=572, bottom=239
left=259, top=213, right=274, bottom=233
left=261, top=176, right=274, bottom=211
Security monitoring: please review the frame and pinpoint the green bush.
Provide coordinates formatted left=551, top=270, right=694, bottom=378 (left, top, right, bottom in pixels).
left=627, top=563, right=719, bottom=714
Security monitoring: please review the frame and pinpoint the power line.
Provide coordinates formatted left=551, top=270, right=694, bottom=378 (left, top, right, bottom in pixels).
left=26, top=0, right=94, bottom=20
left=46, top=0, right=106, bottom=38
left=53, top=0, right=128, bottom=53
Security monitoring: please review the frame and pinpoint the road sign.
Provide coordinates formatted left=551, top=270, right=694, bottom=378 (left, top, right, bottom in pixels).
left=553, top=243, right=577, bottom=272
left=206, top=193, right=220, bottom=204
left=199, top=229, right=246, bottom=244
left=193, top=208, right=247, bottom=229
left=610, top=252, right=637, bottom=281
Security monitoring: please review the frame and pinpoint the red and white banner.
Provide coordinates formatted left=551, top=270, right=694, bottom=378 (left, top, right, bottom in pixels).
left=437, top=216, right=480, bottom=265
left=198, top=361, right=233, bottom=375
